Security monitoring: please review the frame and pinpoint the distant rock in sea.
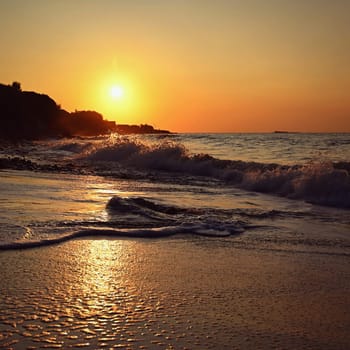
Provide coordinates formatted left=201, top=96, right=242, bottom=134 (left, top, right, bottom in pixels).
left=115, top=124, right=171, bottom=135
left=273, top=131, right=300, bottom=134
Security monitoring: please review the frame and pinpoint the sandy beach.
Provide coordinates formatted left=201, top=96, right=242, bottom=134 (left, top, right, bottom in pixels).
left=1, top=236, right=349, bottom=350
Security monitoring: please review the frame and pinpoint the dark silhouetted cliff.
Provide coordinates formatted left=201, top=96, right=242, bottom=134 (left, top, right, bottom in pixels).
left=0, top=83, right=63, bottom=140
left=0, top=82, right=170, bottom=140
left=0, top=83, right=115, bottom=140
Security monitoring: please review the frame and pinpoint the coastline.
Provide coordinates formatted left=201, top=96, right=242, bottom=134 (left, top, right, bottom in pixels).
left=1, top=237, right=349, bottom=349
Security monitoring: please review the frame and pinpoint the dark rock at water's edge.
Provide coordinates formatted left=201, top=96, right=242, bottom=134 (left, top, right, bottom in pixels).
left=0, top=156, right=37, bottom=171
left=0, top=82, right=171, bottom=141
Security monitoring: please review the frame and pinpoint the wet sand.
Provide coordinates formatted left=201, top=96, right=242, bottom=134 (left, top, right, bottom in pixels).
left=0, top=237, right=349, bottom=349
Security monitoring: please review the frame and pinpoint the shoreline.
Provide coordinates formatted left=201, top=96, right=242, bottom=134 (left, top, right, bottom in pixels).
left=1, top=237, right=349, bottom=349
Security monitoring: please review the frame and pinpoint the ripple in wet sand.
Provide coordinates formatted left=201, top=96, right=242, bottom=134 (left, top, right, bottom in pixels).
left=1, top=239, right=350, bottom=349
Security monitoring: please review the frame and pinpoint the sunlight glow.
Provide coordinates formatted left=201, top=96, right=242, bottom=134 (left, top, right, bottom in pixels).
left=110, top=85, right=124, bottom=100
left=87, top=73, right=154, bottom=125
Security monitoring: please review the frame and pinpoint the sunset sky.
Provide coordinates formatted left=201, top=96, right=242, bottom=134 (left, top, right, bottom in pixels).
left=1, top=0, right=349, bottom=132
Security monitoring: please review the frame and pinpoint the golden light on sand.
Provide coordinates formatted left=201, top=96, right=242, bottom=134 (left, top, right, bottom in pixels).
left=81, top=240, right=119, bottom=294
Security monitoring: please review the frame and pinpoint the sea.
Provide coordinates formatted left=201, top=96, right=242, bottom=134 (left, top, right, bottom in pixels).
left=0, top=132, right=349, bottom=255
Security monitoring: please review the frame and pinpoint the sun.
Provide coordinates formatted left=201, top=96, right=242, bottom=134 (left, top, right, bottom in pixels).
left=110, top=85, right=124, bottom=99
left=97, top=76, right=145, bottom=124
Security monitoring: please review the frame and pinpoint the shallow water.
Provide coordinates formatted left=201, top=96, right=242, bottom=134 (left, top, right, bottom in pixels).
left=0, top=133, right=349, bottom=251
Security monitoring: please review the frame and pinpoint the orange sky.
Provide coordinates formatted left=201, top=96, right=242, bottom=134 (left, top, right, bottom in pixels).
left=1, top=0, right=349, bottom=132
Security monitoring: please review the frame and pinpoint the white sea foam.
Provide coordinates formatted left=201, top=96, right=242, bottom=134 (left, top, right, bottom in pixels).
left=0, top=223, right=243, bottom=251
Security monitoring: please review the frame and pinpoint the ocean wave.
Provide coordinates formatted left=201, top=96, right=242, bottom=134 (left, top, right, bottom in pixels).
left=107, top=196, right=196, bottom=216
left=51, top=141, right=94, bottom=154
left=240, top=161, right=350, bottom=208
left=0, top=194, right=248, bottom=251
left=1, top=193, right=348, bottom=253
left=82, top=139, right=350, bottom=208
left=2, top=137, right=349, bottom=208
left=105, top=195, right=248, bottom=232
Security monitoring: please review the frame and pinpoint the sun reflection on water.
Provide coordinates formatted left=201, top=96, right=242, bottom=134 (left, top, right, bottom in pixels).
left=79, top=240, right=122, bottom=295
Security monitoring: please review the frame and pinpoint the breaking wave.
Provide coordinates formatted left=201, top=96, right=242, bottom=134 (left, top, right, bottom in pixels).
left=82, top=139, right=350, bottom=208
left=1, top=136, right=349, bottom=208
